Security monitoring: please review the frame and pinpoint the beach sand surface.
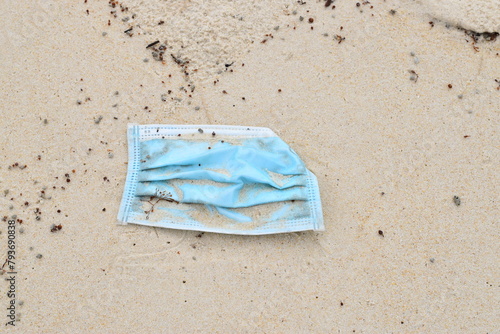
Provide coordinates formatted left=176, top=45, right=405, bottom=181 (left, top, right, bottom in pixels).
left=0, top=0, right=498, bottom=332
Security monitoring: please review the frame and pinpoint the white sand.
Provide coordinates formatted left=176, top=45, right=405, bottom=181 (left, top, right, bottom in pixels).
left=0, top=0, right=499, bottom=332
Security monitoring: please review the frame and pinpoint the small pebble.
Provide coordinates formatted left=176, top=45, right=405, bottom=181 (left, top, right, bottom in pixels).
left=299, top=16, right=304, bottom=21
left=453, top=195, right=461, bottom=206
left=102, top=32, right=107, bottom=37
left=108, top=152, right=114, bottom=158
left=19, top=228, right=24, bottom=234
left=430, top=258, right=435, bottom=263
left=274, top=26, right=279, bottom=31
left=18, top=301, right=24, bottom=306
left=43, top=119, right=48, bottom=125
left=94, top=116, right=103, bottom=124
left=198, top=128, right=203, bottom=134
left=458, top=94, right=463, bottom=99
left=36, top=254, right=43, bottom=259
left=143, top=58, right=149, bottom=62
left=413, top=57, right=419, bottom=64
left=194, top=106, right=200, bottom=111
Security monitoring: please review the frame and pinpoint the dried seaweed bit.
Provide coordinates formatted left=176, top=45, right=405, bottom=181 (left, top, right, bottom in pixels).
left=482, top=32, right=499, bottom=42
left=462, top=29, right=498, bottom=52
left=171, top=54, right=184, bottom=66
left=123, top=26, right=134, bottom=37
left=50, top=224, right=63, bottom=233
left=408, top=70, right=419, bottom=83
left=464, top=29, right=499, bottom=42
left=144, top=190, right=179, bottom=219
left=325, top=0, right=334, bottom=7
left=334, top=35, right=345, bottom=44
left=146, top=40, right=160, bottom=49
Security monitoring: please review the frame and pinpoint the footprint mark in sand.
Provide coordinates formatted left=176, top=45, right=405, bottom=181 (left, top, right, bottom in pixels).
left=109, top=228, right=188, bottom=274
left=80, top=229, right=188, bottom=317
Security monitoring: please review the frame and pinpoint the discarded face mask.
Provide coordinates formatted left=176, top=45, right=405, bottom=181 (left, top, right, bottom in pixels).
left=118, top=124, right=324, bottom=235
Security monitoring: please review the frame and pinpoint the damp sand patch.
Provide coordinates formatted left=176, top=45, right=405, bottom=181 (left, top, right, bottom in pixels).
left=419, top=0, right=500, bottom=33
left=111, top=0, right=300, bottom=82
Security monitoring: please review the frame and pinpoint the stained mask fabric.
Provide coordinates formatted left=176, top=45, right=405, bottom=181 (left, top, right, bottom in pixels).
left=118, top=124, right=324, bottom=235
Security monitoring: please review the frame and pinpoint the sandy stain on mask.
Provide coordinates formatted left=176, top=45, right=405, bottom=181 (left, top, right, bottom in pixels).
left=140, top=135, right=243, bottom=168
left=131, top=188, right=311, bottom=233
left=266, top=170, right=294, bottom=187
left=205, top=168, right=232, bottom=177
left=187, top=201, right=299, bottom=231
left=132, top=133, right=313, bottom=231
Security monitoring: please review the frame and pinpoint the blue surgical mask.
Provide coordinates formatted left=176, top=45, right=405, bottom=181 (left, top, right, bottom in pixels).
left=118, top=124, right=324, bottom=235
